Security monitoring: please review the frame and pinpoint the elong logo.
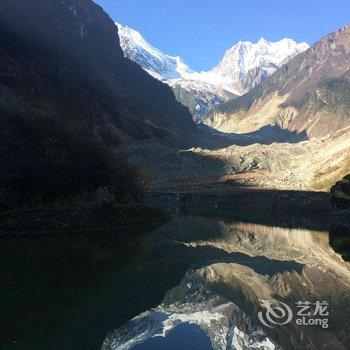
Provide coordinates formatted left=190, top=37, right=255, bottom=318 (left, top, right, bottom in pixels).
left=258, top=299, right=293, bottom=328
left=258, top=299, right=329, bottom=329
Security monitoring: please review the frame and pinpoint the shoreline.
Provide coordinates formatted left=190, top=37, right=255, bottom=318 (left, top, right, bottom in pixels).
left=0, top=203, right=170, bottom=236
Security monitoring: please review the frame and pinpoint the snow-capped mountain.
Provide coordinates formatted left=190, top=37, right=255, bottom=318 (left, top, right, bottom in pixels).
left=116, top=24, right=193, bottom=81
left=116, top=23, right=309, bottom=121
left=211, top=37, right=310, bottom=93
left=117, top=23, right=235, bottom=121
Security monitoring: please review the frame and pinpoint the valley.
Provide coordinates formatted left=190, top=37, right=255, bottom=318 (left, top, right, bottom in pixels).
left=0, top=1, right=349, bottom=350
left=121, top=123, right=349, bottom=193
left=118, top=22, right=350, bottom=194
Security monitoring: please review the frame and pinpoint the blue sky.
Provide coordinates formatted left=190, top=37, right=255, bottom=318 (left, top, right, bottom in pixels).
left=94, top=0, right=349, bottom=71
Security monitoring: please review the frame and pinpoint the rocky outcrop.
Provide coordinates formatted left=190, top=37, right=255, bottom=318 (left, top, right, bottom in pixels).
left=331, top=174, right=350, bottom=209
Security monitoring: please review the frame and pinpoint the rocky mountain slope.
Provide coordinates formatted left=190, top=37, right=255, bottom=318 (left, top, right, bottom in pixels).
left=117, top=23, right=308, bottom=121
left=205, top=24, right=350, bottom=140
left=0, top=0, right=195, bottom=207
left=200, top=25, right=350, bottom=190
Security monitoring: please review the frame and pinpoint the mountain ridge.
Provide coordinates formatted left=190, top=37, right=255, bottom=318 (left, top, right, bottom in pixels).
left=117, top=23, right=309, bottom=121
left=205, top=23, right=350, bottom=140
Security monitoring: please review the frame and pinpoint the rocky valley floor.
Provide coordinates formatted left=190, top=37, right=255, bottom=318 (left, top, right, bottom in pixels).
left=124, top=127, right=350, bottom=193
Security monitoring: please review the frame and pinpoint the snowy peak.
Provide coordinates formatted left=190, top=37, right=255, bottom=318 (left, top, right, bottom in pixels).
left=116, top=22, right=309, bottom=120
left=117, top=22, right=309, bottom=92
left=116, top=23, right=192, bottom=80
left=213, top=37, right=309, bottom=91
left=116, top=22, right=236, bottom=121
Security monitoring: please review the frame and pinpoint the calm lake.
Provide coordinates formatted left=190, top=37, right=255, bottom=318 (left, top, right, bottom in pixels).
left=1, top=194, right=350, bottom=349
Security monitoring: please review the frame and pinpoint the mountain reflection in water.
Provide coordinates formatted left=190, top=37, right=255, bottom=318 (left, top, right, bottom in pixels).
left=132, top=323, right=212, bottom=350
left=103, top=216, right=350, bottom=350
left=2, top=212, right=350, bottom=350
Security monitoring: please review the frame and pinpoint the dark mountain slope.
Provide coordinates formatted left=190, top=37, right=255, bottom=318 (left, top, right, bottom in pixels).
left=0, top=0, right=195, bottom=141
left=0, top=0, right=195, bottom=207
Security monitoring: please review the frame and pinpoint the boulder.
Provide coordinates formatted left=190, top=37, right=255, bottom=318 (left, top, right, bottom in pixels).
left=330, top=175, right=350, bottom=209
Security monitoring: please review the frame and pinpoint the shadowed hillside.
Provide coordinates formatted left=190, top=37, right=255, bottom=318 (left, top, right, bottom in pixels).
left=0, top=0, right=196, bottom=208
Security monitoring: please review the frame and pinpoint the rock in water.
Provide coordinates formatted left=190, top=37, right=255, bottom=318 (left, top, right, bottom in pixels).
left=331, top=175, right=350, bottom=209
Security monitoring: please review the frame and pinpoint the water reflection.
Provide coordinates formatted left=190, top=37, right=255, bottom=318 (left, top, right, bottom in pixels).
left=103, top=216, right=350, bottom=350
left=3, top=213, right=350, bottom=350
left=132, top=323, right=212, bottom=350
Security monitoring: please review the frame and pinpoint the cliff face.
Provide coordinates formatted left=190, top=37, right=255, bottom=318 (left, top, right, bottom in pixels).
left=0, top=0, right=195, bottom=142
